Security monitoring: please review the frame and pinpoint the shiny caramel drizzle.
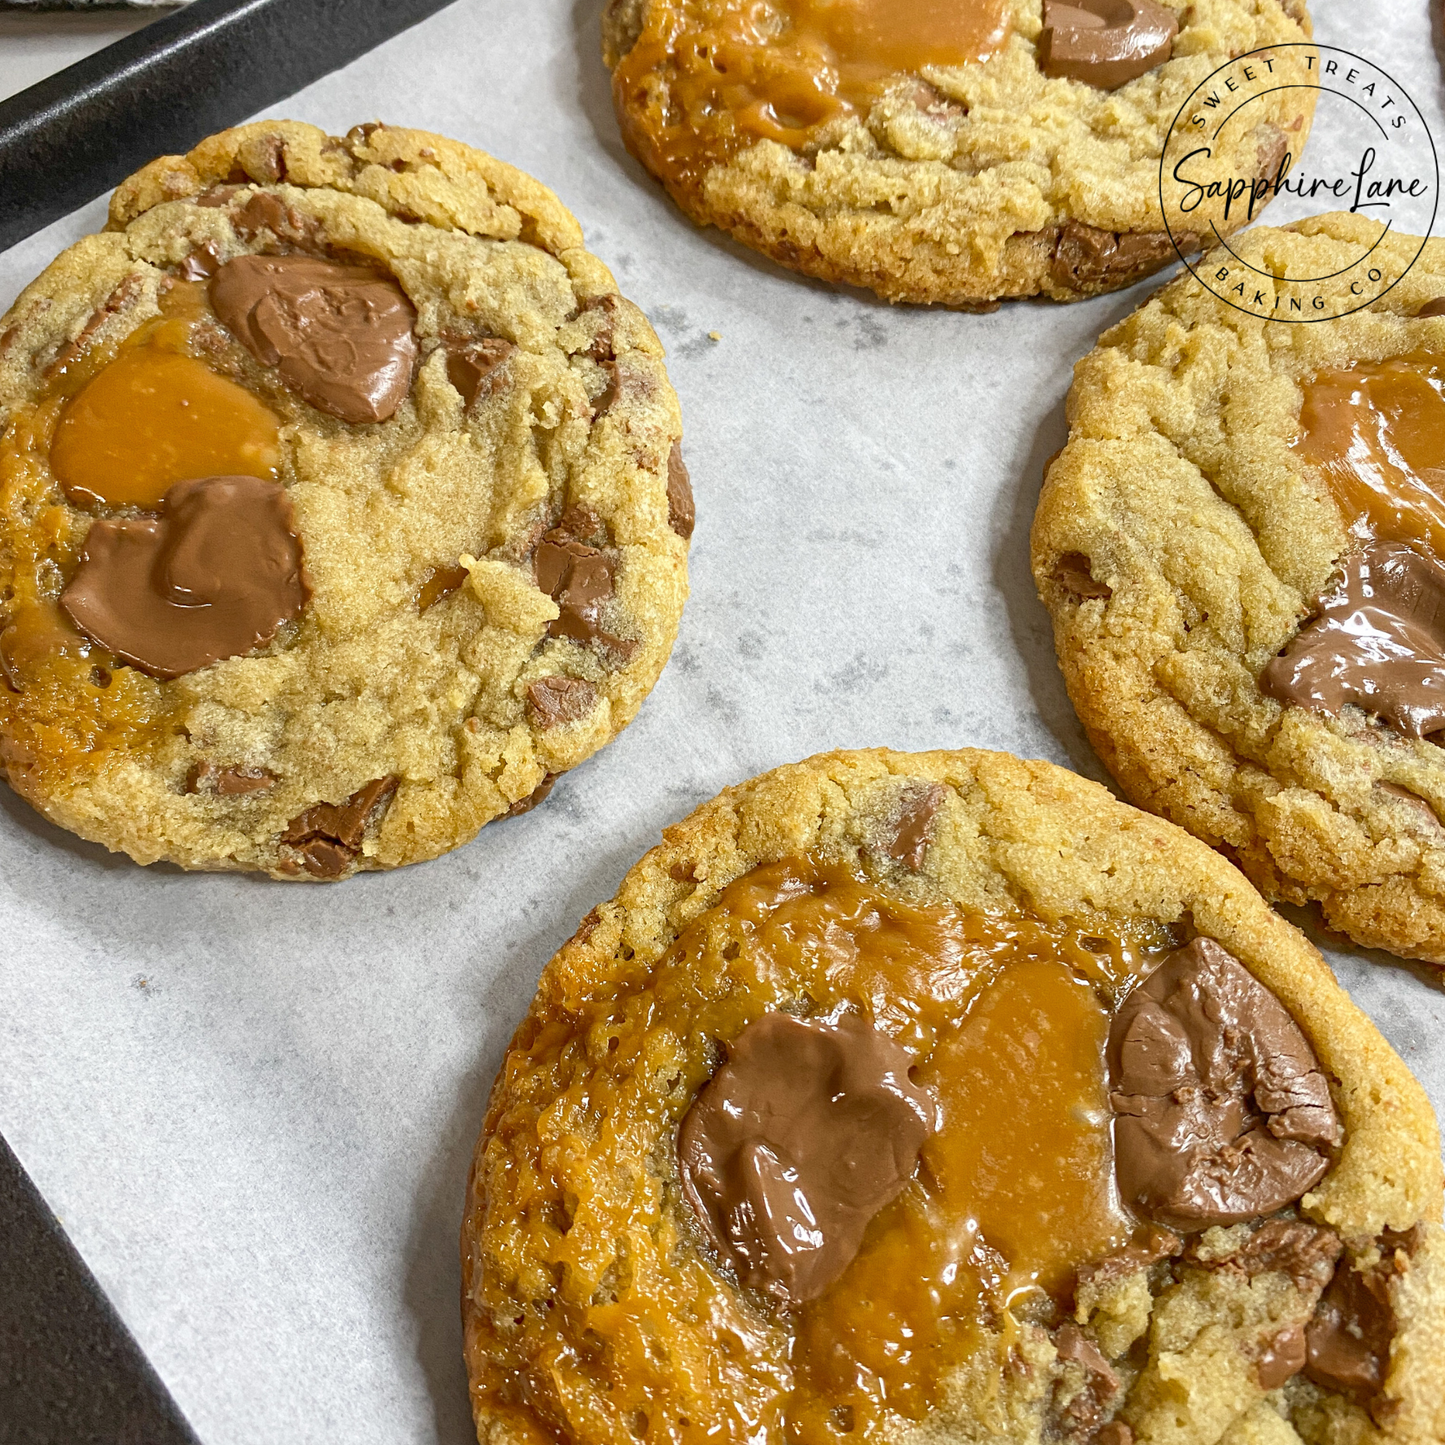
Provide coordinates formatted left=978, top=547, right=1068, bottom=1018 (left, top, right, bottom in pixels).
left=612, top=0, right=1010, bottom=188
left=471, top=856, right=1176, bottom=1445
left=49, top=281, right=281, bottom=510
left=1296, top=352, right=1445, bottom=555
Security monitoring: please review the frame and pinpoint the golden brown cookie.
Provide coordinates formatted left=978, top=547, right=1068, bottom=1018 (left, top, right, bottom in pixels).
left=461, top=747, right=1445, bottom=1445
left=602, top=0, right=1313, bottom=305
left=1032, top=214, right=1445, bottom=963
left=0, top=120, right=691, bottom=878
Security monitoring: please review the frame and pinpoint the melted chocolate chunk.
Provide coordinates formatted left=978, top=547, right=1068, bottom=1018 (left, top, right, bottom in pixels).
left=1038, top=0, right=1177, bottom=89
left=230, top=191, right=316, bottom=245
left=503, top=773, right=557, bottom=818
left=418, top=564, right=469, bottom=613
left=534, top=515, right=634, bottom=658
left=678, top=1012, right=935, bottom=1305
left=1050, top=221, right=1193, bottom=289
left=667, top=442, right=695, bottom=541
left=180, top=242, right=222, bottom=282
left=1262, top=542, right=1445, bottom=739
left=282, top=776, right=397, bottom=878
left=1219, top=1219, right=1343, bottom=1292
left=211, top=254, right=417, bottom=424
left=1076, top=1227, right=1182, bottom=1290
left=1108, top=939, right=1341, bottom=1230
left=60, top=475, right=308, bottom=680
left=882, top=783, right=946, bottom=869
left=447, top=338, right=516, bottom=407
left=1257, top=1324, right=1308, bottom=1390
left=187, top=761, right=277, bottom=797
left=1416, top=297, right=1445, bottom=318
left=1053, top=1323, right=1121, bottom=1432
left=1305, top=1256, right=1395, bottom=1404
left=526, top=676, right=597, bottom=728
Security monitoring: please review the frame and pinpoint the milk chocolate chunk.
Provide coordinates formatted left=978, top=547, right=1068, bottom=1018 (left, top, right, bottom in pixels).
left=1305, top=1257, right=1395, bottom=1403
left=1416, top=297, right=1445, bottom=318
left=677, top=1012, right=935, bottom=1305
left=535, top=516, right=634, bottom=657
left=1257, top=1325, right=1308, bottom=1390
left=418, top=564, right=469, bottom=612
left=1108, top=939, right=1341, bottom=1230
left=186, top=761, right=276, bottom=796
left=883, top=783, right=946, bottom=869
left=1053, top=1323, right=1121, bottom=1431
left=1050, top=222, right=1192, bottom=289
left=1262, top=543, right=1445, bottom=739
left=1222, top=1219, right=1342, bottom=1292
left=526, top=676, right=597, bottom=728
left=667, top=442, right=695, bottom=540
left=447, top=338, right=516, bottom=408
left=1076, top=1226, right=1182, bottom=1290
left=60, top=475, right=308, bottom=680
left=211, top=254, right=417, bottom=424
left=504, top=773, right=557, bottom=818
left=1038, top=0, right=1177, bottom=90
left=282, top=776, right=397, bottom=878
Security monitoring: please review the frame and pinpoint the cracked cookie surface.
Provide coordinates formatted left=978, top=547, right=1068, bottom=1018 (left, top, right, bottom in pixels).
left=0, top=120, right=689, bottom=878
left=461, top=747, right=1444, bottom=1445
left=1032, top=215, right=1445, bottom=963
left=602, top=0, right=1312, bottom=305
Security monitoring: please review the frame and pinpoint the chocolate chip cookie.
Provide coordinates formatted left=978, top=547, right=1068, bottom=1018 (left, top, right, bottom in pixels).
left=602, top=0, right=1313, bottom=305
left=0, top=120, right=691, bottom=878
left=461, top=747, right=1445, bottom=1445
left=1032, top=215, right=1445, bottom=963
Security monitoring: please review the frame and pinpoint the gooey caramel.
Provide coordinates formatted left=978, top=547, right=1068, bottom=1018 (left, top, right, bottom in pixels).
left=471, top=855, right=1177, bottom=1445
left=1297, top=353, right=1445, bottom=554
left=49, top=282, right=282, bottom=510
left=612, top=0, right=1011, bottom=188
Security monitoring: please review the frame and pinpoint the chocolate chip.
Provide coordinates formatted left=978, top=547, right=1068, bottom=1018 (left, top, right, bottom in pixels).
left=1037, top=0, right=1177, bottom=90
left=882, top=783, right=946, bottom=869
left=197, top=185, right=242, bottom=208
left=1262, top=543, right=1445, bottom=740
left=211, top=254, right=418, bottom=424
left=1075, top=1227, right=1182, bottom=1291
left=1108, top=938, right=1342, bottom=1230
left=678, top=1013, right=935, bottom=1305
left=230, top=191, right=314, bottom=245
left=282, top=776, right=397, bottom=877
left=1093, top=1425, right=1133, bottom=1445
left=180, top=242, right=222, bottom=281
left=579, top=293, right=620, bottom=362
left=1214, top=1219, right=1343, bottom=1293
left=504, top=773, right=557, bottom=818
left=250, top=136, right=287, bottom=185
left=1053, top=1324, right=1121, bottom=1432
left=1050, top=221, right=1197, bottom=289
left=1256, top=1324, right=1308, bottom=1391
left=1417, top=297, right=1445, bottom=318
left=1054, top=551, right=1112, bottom=601
left=534, top=515, right=636, bottom=659
left=594, top=360, right=655, bottom=417
left=447, top=338, right=516, bottom=407
left=418, top=564, right=469, bottom=612
left=667, top=442, right=695, bottom=540
left=1376, top=782, right=1443, bottom=829
left=186, top=761, right=276, bottom=796
left=60, top=475, right=309, bottom=680
left=1305, top=1255, right=1395, bottom=1405
left=526, top=676, right=597, bottom=728
left=345, top=122, right=385, bottom=147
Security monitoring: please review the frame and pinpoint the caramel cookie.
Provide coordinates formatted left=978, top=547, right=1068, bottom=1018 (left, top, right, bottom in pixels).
left=0, top=120, right=691, bottom=878
left=461, top=747, right=1445, bottom=1445
left=602, top=0, right=1313, bottom=305
left=1032, top=215, right=1445, bottom=963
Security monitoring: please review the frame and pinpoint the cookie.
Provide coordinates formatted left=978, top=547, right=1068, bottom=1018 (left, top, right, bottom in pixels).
left=0, top=120, right=691, bottom=878
left=601, top=0, right=1313, bottom=305
left=1032, top=214, right=1445, bottom=963
left=461, top=747, right=1445, bottom=1445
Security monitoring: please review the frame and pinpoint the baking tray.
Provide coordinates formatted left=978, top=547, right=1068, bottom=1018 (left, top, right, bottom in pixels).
left=1, top=3, right=1442, bottom=1443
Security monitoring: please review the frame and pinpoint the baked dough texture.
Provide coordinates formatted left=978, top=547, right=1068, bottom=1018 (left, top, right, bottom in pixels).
left=0, top=120, right=689, bottom=878
left=602, top=0, right=1313, bottom=305
left=461, top=747, right=1445, bottom=1445
left=1032, top=215, right=1445, bottom=963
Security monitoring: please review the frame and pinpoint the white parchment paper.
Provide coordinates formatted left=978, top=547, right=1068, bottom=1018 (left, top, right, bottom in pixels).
left=1, top=3, right=1443, bottom=1441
